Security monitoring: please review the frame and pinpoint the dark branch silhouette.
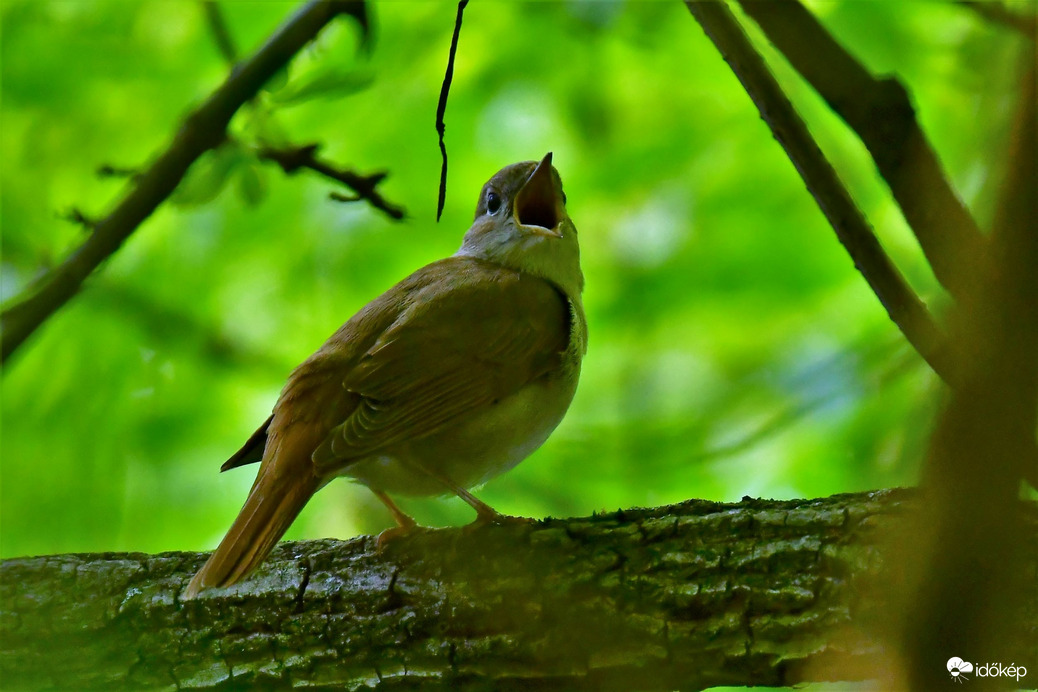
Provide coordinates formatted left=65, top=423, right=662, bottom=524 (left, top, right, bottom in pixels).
left=259, top=144, right=404, bottom=219
left=0, top=1, right=367, bottom=365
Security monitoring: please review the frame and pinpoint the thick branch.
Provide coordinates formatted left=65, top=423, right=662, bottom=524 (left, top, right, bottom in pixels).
left=2, top=491, right=1036, bottom=690
left=737, top=0, right=987, bottom=301
left=684, top=1, right=955, bottom=385
left=0, top=1, right=365, bottom=365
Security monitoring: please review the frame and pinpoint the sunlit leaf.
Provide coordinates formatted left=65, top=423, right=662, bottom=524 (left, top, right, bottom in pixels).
left=236, top=159, right=268, bottom=207
left=170, top=142, right=244, bottom=208
left=240, top=105, right=291, bottom=148
left=269, top=67, right=374, bottom=106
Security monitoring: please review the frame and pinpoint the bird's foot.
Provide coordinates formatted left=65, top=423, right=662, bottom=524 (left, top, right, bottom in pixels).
left=370, top=489, right=420, bottom=552
left=465, top=509, right=535, bottom=531
left=375, top=524, right=415, bottom=552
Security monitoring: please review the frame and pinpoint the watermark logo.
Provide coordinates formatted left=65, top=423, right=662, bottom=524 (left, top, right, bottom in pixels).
left=946, top=657, right=1027, bottom=683
left=947, top=657, right=973, bottom=683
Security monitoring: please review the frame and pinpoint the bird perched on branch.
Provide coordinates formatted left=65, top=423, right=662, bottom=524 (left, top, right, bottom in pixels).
left=185, top=153, right=586, bottom=598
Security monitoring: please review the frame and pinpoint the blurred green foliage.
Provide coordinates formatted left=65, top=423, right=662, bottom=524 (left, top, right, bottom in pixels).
left=0, top=1, right=1026, bottom=559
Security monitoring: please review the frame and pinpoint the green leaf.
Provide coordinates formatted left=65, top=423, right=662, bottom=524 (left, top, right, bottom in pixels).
left=269, top=67, right=374, bottom=106
left=236, top=160, right=268, bottom=207
left=240, top=105, right=290, bottom=148
left=171, top=143, right=243, bottom=208
left=263, top=65, right=290, bottom=95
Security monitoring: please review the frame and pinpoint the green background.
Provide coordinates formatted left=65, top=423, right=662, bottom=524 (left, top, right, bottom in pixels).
left=0, top=1, right=1027, bottom=559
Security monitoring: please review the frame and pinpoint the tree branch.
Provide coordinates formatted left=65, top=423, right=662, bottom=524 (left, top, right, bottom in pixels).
left=204, top=4, right=402, bottom=219
left=4, top=490, right=1033, bottom=690
left=735, top=0, right=987, bottom=301
left=0, top=1, right=366, bottom=366
left=684, top=1, right=955, bottom=385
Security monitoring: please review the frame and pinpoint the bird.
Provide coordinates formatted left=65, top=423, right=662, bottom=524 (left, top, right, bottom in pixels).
left=184, top=153, right=586, bottom=598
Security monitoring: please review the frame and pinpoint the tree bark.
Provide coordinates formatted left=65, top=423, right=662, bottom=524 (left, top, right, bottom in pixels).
left=2, top=490, right=1036, bottom=691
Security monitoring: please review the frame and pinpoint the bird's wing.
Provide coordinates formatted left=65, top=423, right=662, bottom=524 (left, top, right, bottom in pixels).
left=311, top=258, right=571, bottom=473
left=219, top=269, right=408, bottom=473
left=221, top=414, right=273, bottom=471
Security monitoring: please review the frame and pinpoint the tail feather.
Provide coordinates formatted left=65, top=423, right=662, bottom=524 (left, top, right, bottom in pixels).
left=185, top=454, right=321, bottom=599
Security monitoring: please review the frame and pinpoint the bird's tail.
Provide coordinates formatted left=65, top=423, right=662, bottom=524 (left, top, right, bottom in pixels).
left=184, top=437, right=322, bottom=599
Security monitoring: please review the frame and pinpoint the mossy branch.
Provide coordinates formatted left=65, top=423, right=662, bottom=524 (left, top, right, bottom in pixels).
left=3, top=490, right=1037, bottom=690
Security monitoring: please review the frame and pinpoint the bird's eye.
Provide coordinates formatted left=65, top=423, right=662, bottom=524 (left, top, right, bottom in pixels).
left=486, top=191, right=502, bottom=215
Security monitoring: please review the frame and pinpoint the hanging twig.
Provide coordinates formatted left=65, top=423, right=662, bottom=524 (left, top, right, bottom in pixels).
left=0, top=1, right=368, bottom=365
left=435, top=0, right=469, bottom=222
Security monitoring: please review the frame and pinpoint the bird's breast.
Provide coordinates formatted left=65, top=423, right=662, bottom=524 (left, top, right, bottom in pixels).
left=343, top=364, right=580, bottom=497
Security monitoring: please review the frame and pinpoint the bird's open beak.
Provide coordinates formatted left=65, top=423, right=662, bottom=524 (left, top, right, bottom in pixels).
left=514, top=152, right=562, bottom=238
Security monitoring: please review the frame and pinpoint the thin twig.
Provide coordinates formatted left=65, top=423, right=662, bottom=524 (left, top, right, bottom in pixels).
left=736, top=0, right=986, bottom=301
left=61, top=208, right=97, bottom=231
left=258, top=144, right=403, bottom=219
left=0, top=1, right=367, bottom=365
left=96, top=165, right=140, bottom=179
left=435, top=0, right=469, bottom=222
left=202, top=0, right=239, bottom=64
left=684, top=0, right=955, bottom=385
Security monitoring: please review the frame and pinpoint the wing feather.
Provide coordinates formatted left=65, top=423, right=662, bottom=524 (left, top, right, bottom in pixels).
left=312, top=260, right=570, bottom=472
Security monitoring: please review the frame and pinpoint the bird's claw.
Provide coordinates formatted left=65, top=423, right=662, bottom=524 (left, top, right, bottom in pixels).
left=375, top=525, right=414, bottom=552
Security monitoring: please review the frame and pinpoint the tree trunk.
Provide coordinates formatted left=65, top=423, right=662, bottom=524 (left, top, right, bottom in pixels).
left=2, top=489, right=1035, bottom=690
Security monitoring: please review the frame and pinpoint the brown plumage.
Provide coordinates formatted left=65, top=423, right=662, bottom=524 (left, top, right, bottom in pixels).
left=185, top=154, right=586, bottom=598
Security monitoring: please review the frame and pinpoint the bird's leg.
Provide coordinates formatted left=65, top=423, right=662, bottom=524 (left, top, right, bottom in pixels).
left=407, top=464, right=529, bottom=526
left=449, top=484, right=508, bottom=525
left=372, top=489, right=417, bottom=529
left=371, top=489, right=418, bottom=550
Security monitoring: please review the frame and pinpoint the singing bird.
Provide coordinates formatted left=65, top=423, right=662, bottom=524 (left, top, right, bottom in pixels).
left=185, top=153, right=586, bottom=598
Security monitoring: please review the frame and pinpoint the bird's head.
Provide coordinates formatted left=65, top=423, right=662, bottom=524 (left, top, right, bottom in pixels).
left=457, top=153, right=583, bottom=300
